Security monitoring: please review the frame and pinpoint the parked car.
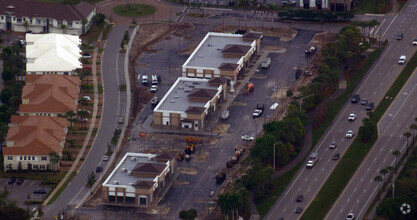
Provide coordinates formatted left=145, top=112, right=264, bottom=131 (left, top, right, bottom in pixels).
left=150, top=85, right=158, bottom=93
left=413, top=39, right=417, bottom=46
left=241, top=135, right=254, bottom=141
left=33, top=188, right=47, bottom=194
left=296, top=194, right=303, bottom=202
left=333, top=153, right=340, bottom=160
left=210, top=190, right=215, bottom=197
left=95, top=166, right=103, bottom=173
left=118, top=117, right=124, bottom=124
left=26, top=30, right=33, bottom=34
left=329, top=141, right=337, bottom=149
left=82, top=53, right=91, bottom=59
left=366, top=102, right=374, bottom=111
left=346, top=130, right=355, bottom=138
left=361, top=98, right=368, bottom=105
left=103, top=155, right=109, bottom=161
left=7, top=177, right=16, bottom=184
left=16, top=177, right=24, bottom=185
left=83, top=96, right=91, bottom=102
left=351, top=94, right=360, bottom=103
left=348, top=113, right=356, bottom=121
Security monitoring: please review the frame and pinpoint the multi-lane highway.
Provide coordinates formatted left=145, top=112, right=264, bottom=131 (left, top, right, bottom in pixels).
left=265, top=1, right=417, bottom=219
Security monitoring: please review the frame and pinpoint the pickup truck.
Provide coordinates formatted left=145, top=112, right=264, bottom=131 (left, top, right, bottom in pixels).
left=252, top=104, right=265, bottom=118
left=261, top=57, right=271, bottom=69
left=306, top=152, right=319, bottom=168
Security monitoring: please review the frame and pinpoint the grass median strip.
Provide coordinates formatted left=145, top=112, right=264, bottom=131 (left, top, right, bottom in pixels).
left=302, top=42, right=417, bottom=219
left=47, top=172, right=76, bottom=205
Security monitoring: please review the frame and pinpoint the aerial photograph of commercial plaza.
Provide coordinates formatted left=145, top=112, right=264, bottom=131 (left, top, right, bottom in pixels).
left=0, top=0, right=416, bottom=219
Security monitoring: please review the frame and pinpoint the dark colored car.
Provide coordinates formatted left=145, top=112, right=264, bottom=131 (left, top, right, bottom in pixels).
left=16, top=177, right=24, bottom=185
left=333, top=153, right=340, bottom=160
left=33, top=188, right=47, bottom=194
left=296, top=195, right=303, bottom=202
left=366, top=102, right=374, bottom=111
left=95, top=166, right=103, bottom=173
left=351, top=95, right=360, bottom=103
left=294, top=207, right=303, bottom=214
left=396, top=33, right=403, bottom=40
left=7, top=177, right=16, bottom=184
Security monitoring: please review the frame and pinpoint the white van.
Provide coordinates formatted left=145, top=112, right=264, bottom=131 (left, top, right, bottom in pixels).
left=142, top=75, right=148, bottom=84
left=152, top=75, right=158, bottom=85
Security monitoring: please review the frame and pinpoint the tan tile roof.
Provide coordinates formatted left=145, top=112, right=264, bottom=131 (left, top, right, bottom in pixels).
left=185, top=106, right=206, bottom=114
left=242, top=32, right=263, bottom=40
left=20, top=75, right=80, bottom=114
left=133, top=180, right=154, bottom=189
left=209, top=77, right=229, bottom=85
left=218, top=63, right=239, bottom=70
left=3, top=116, right=68, bottom=156
left=0, top=0, right=95, bottom=21
left=155, top=153, right=173, bottom=161
left=188, top=88, right=218, bottom=99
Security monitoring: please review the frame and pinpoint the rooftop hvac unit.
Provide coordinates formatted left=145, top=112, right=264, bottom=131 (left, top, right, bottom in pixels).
left=113, top=181, right=119, bottom=185
left=148, top=155, right=153, bottom=160
left=129, top=183, right=133, bottom=186
left=122, top=168, right=127, bottom=172
left=127, top=171, right=132, bottom=175
left=130, top=157, right=137, bottom=161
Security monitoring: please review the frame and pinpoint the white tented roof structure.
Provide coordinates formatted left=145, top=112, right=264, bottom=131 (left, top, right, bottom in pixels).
left=26, top=34, right=82, bottom=72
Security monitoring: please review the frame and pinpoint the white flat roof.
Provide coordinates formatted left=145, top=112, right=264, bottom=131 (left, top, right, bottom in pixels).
left=154, top=77, right=221, bottom=113
left=183, top=32, right=255, bottom=69
left=26, top=33, right=82, bottom=72
left=103, top=153, right=169, bottom=189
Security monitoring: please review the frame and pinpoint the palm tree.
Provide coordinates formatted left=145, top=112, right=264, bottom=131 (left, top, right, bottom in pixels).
left=61, top=24, right=67, bottom=34
left=403, top=132, right=411, bottom=155
left=48, top=152, right=61, bottom=173
left=267, top=4, right=276, bottom=30
left=66, top=139, right=75, bottom=148
left=374, top=175, right=383, bottom=200
left=81, top=19, right=87, bottom=34
left=392, top=150, right=401, bottom=172
left=65, top=110, right=76, bottom=128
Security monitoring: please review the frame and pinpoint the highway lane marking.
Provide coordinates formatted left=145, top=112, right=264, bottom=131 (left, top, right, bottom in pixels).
left=383, top=159, right=386, bottom=163
left=321, top=168, right=325, bottom=172
left=367, top=168, right=371, bottom=172
left=304, top=177, right=308, bottom=182
left=357, top=199, right=360, bottom=204
left=340, top=208, right=343, bottom=213
left=364, top=189, right=367, bottom=193
left=354, top=188, right=357, bottom=192
left=314, top=177, right=318, bottom=182
left=361, top=178, right=363, bottom=182
left=298, top=187, right=301, bottom=191
left=358, top=181, right=379, bottom=217
left=374, top=158, right=377, bottom=162
left=347, top=198, right=350, bottom=202
left=328, top=158, right=331, bottom=161
left=380, top=148, right=384, bottom=152
left=393, top=82, right=417, bottom=119
left=308, top=188, right=311, bottom=192
left=283, top=208, right=286, bottom=212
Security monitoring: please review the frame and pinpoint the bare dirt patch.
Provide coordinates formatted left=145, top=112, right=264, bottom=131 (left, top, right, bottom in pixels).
left=211, top=25, right=297, bottom=40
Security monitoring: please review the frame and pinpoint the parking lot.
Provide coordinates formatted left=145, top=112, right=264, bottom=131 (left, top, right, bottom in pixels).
left=120, top=25, right=318, bottom=218
left=0, top=177, right=51, bottom=210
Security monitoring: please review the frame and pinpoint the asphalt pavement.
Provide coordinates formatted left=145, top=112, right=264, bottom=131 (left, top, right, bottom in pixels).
left=43, top=24, right=128, bottom=218
left=265, top=1, right=417, bottom=219
left=327, top=2, right=417, bottom=219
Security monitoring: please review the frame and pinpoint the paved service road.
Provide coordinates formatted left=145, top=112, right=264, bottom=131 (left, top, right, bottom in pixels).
left=43, top=25, right=127, bottom=218
left=265, top=1, right=417, bottom=219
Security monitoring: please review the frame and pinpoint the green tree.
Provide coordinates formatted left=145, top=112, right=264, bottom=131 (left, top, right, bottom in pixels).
left=374, top=175, right=383, bottom=200
left=62, top=149, right=72, bottom=161
left=1, top=70, right=12, bottom=81
left=81, top=18, right=88, bottom=34
left=403, top=132, right=411, bottom=155
left=0, top=89, right=12, bottom=104
left=65, top=110, right=76, bottom=128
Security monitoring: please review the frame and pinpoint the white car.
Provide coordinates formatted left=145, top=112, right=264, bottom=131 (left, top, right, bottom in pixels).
left=103, top=155, right=109, bottom=161
left=346, top=212, right=355, bottom=220
left=348, top=113, right=356, bottom=121
left=346, top=130, right=355, bottom=138
left=413, top=39, right=417, bottom=46
left=241, top=135, right=254, bottom=141
left=150, top=85, right=158, bottom=93
left=398, top=55, right=406, bottom=64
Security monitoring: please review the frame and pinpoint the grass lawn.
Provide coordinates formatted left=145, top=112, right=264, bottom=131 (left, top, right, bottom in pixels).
left=355, top=0, right=391, bottom=14
left=303, top=41, right=417, bottom=219
left=113, top=4, right=156, bottom=17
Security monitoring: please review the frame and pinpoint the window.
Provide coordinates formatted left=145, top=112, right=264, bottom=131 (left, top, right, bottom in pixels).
left=28, top=156, right=30, bottom=161
left=139, top=197, right=147, bottom=206
left=23, top=18, right=26, bottom=21
left=75, top=21, right=79, bottom=24
left=32, top=156, right=35, bottom=160
left=13, top=17, right=15, bottom=21
left=40, top=165, right=45, bottom=170
left=17, top=18, right=21, bottom=23
left=33, top=165, right=38, bottom=170
left=1, top=16, right=3, bottom=20
left=6, top=164, right=11, bottom=170
left=67, top=22, right=72, bottom=27
left=24, top=156, right=26, bottom=160
left=7, top=156, right=12, bottom=160
left=41, top=156, right=47, bottom=161
left=20, top=156, right=22, bottom=160
left=30, top=19, right=32, bottom=24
